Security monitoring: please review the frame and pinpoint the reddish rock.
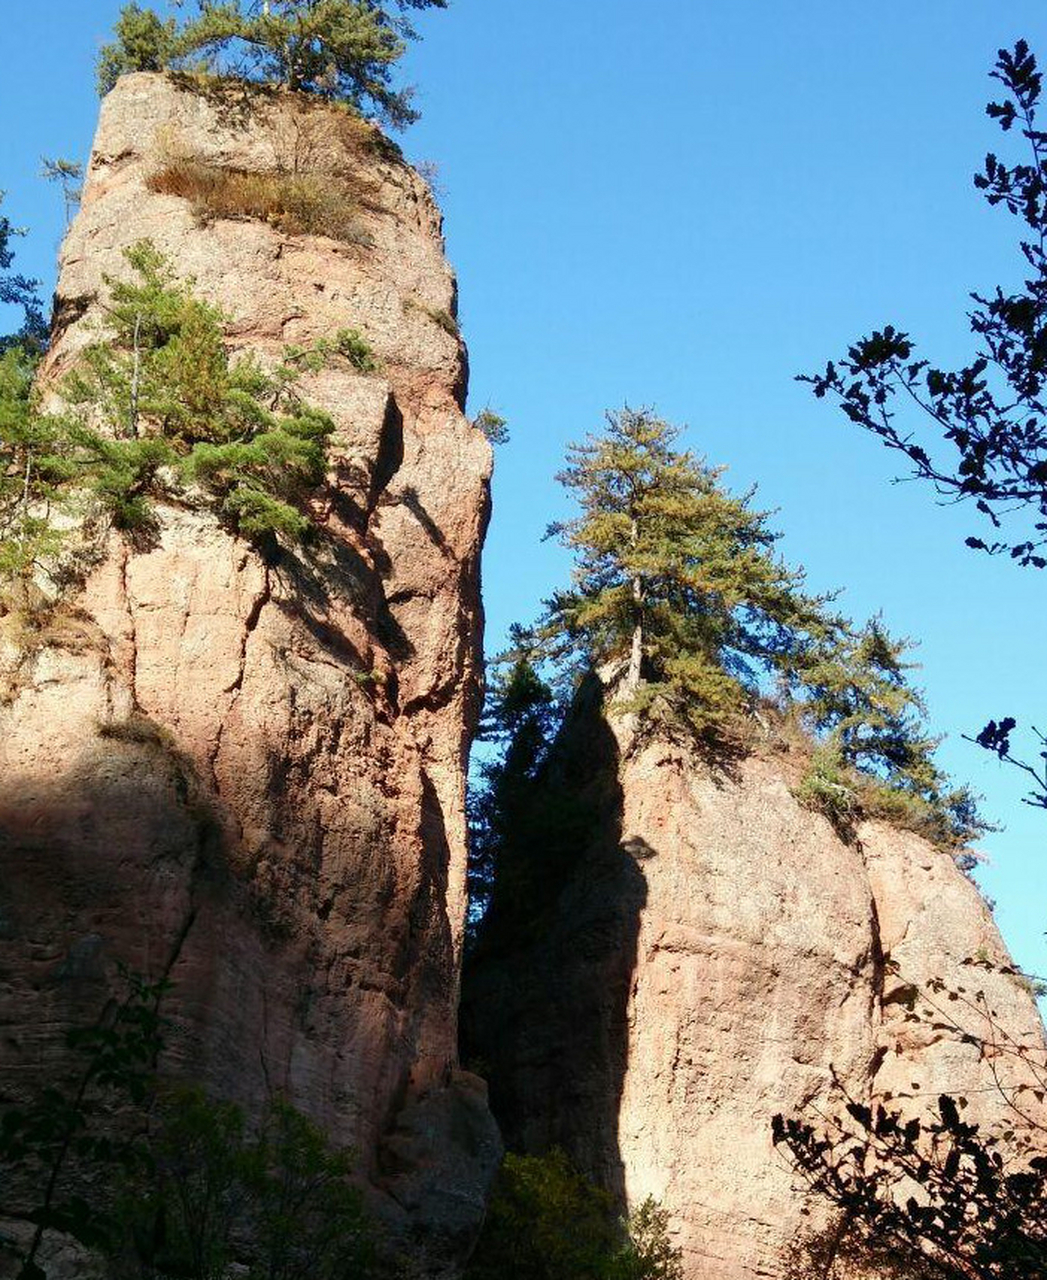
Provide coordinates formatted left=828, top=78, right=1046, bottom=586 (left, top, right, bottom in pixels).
left=0, top=73, right=499, bottom=1262
left=463, top=684, right=1047, bottom=1279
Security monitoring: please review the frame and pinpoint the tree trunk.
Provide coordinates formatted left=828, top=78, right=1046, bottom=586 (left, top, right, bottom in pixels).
left=627, top=514, right=643, bottom=689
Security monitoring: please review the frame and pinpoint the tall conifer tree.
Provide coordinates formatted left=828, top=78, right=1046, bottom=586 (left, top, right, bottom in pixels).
left=543, top=407, right=842, bottom=733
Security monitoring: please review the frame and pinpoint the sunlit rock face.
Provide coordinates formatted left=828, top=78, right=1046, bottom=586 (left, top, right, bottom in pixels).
left=463, top=687, right=1047, bottom=1280
left=0, top=72, right=498, bottom=1265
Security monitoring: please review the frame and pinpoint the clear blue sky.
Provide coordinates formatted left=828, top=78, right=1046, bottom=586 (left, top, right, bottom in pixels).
left=2, top=2, right=1045, bottom=981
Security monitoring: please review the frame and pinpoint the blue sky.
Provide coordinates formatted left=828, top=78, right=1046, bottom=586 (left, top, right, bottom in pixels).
left=2, top=1, right=1045, bottom=980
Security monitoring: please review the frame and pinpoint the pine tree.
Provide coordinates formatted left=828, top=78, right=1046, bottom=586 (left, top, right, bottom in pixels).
left=98, top=1, right=446, bottom=127
left=0, top=346, right=73, bottom=591
left=467, top=638, right=559, bottom=941
left=60, top=240, right=336, bottom=545
left=539, top=406, right=985, bottom=850
left=0, top=194, right=45, bottom=352
left=0, top=240, right=350, bottom=591
left=543, top=407, right=843, bottom=735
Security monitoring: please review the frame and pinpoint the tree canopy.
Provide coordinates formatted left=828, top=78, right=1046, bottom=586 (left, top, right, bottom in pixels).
left=0, top=240, right=373, bottom=600
left=0, top=193, right=44, bottom=352
left=532, top=407, right=982, bottom=850
left=98, top=0, right=447, bottom=127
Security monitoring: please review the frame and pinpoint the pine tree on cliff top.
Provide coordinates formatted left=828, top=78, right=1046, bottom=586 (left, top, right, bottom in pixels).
left=543, top=407, right=845, bottom=732
left=538, top=407, right=984, bottom=847
left=98, top=1, right=446, bottom=127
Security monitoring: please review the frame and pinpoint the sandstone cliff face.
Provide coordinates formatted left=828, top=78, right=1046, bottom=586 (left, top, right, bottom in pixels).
left=462, top=687, right=1047, bottom=1280
left=0, top=73, right=498, bottom=1259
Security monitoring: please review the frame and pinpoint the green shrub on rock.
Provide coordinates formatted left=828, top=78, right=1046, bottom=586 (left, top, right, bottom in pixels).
left=466, top=1149, right=682, bottom=1280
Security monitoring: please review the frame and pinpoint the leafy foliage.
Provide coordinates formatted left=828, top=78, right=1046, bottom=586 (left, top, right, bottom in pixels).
left=473, top=407, right=509, bottom=446
left=465, top=1150, right=682, bottom=1280
left=803, top=40, right=1047, bottom=569
left=40, top=158, right=84, bottom=232
left=97, top=3, right=180, bottom=95
left=98, top=0, right=447, bottom=127
left=0, top=240, right=349, bottom=590
left=773, top=1093, right=1047, bottom=1279
left=775, top=950, right=1047, bottom=1280
left=241, top=1098, right=372, bottom=1280
left=116, top=1090, right=372, bottom=1280
left=537, top=406, right=983, bottom=849
left=0, top=193, right=45, bottom=352
left=801, top=40, right=1047, bottom=814
left=0, top=969, right=169, bottom=1279
left=975, top=715, right=1047, bottom=811
left=544, top=408, right=838, bottom=731
left=467, top=641, right=576, bottom=943
left=0, top=975, right=372, bottom=1280
left=0, top=345, right=73, bottom=589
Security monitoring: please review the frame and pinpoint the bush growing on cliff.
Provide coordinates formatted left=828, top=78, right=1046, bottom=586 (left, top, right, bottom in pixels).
left=465, top=1150, right=683, bottom=1280
left=114, top=1089, right=373, bottom=1280
left=98, top=1, right=447, bottom=127
left=0, top=239, right=363, bottom=591
left=0, top=968, right=169, bottom=1278
left=0, top=974, right=374, bottom=1280
left=96, top=3, right=180, bottom=95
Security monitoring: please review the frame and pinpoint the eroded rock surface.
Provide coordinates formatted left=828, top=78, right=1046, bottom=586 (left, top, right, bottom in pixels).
left=462, top=686, right=1046, bottom=1279
left=0, top=73, right=498, bottom=1259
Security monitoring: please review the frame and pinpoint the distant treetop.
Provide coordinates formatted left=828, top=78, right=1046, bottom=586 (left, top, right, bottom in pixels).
left=97, top=0, right=447, bottom=128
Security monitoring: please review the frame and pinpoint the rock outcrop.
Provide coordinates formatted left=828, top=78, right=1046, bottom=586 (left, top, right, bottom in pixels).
left=0, top=73, right=499, bottom=1262
left=462, top=683, right=1047, bottom=1279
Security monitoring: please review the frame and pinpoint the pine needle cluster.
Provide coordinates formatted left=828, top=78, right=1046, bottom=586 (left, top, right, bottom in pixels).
left=0, top=240, right=369, bottom=595
left=533, top=407, right=985, bottom=852
left=97, top=1, right=447, bottom=128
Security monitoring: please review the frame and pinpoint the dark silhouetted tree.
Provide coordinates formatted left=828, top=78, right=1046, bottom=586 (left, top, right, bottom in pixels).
left=803, top=40, right=1047, bottom=807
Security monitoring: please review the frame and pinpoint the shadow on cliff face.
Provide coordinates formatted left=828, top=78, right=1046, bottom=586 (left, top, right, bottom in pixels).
left=0, top=722, right=228, bottom=1109
left=460, top=675, right=650, bottom=1206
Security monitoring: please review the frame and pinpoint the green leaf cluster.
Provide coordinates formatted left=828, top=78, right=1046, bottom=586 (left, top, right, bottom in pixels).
left=96, top=4, right=180, bottom=96
left=0, top=969, right=169, bottom=1276
left=465, top=1149, right=682, bottom=1280
left=116, top=1089, right=373, bottom=1280
left=0, top=345, right=73, bottom=586
left=0, top=973, right=373, bottom=1280
left=0, top=240, right=347, bottom=589
left=467, top=643, right=588, bottom=944
left=98, top=1, right=447, bottom=127
left=0, top=192, right=45, bottom=352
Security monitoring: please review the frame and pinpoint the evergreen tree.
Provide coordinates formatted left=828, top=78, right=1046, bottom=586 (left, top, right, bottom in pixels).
left=98, top=1, right=446, bottom=127
left=543, top=407, right=843, bottom=734
left=465, top=634, right=578, bottom=947
left=96, top=3, right=180, bottom=96
left=60, top=240, right=336, bottom=546
left=0, top=240, right=354, bottom=593
left=537, top=406, right=984, bottom=849
left=0, top=346, right=72, bottom=590
left=0, top=194, right=45, bottom=352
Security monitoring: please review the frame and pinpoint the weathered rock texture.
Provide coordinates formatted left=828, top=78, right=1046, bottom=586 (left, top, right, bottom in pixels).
left=462, top=684, right=1047, bottom=1280
left=0, top=73, right=499, bottom=1259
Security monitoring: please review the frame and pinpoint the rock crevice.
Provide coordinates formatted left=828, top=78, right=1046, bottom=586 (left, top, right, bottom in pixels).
left=463, top=701, right=1047, bottom=1280
left=0, top=72, right=499, bottom=1263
